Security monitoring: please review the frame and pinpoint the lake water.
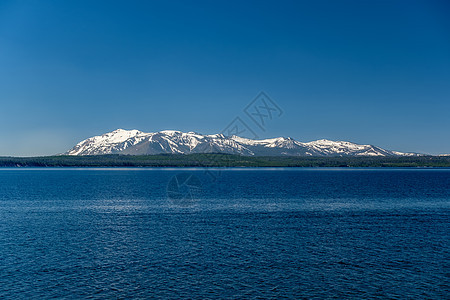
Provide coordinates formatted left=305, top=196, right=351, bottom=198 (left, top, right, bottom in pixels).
left=0, top=168, right=449, bottom=298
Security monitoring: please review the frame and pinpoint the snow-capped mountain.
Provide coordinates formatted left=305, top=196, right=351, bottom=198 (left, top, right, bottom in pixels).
left=66, top=129, right=419, bottom=157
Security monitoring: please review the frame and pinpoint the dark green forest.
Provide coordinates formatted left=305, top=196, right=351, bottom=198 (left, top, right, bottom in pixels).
left=0, top=154, right=450, bottom=168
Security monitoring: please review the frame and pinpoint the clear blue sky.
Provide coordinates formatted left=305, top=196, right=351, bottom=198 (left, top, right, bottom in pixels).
left=0, top=0, right=449, bottom=156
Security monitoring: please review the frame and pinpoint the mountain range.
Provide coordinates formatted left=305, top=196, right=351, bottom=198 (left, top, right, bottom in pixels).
left=65, top=129, right=420, bottom=157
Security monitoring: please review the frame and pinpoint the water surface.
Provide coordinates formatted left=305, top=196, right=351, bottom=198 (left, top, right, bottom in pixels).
left=0, top=168, right=449, bottom=298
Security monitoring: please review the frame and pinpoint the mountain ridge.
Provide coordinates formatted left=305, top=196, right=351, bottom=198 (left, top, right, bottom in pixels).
left=65, top=129, right=421, bottom=157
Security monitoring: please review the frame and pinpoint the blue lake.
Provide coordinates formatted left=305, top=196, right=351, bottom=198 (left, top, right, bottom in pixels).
left=0, top=168, right=449, bottom=298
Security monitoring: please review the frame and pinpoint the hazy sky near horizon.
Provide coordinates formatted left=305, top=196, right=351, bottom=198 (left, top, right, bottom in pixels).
left=0, top=0, right=449, bottom=156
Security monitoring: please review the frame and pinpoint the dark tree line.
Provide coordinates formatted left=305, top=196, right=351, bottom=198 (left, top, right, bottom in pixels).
left=0, top=154, right=449, bottom=168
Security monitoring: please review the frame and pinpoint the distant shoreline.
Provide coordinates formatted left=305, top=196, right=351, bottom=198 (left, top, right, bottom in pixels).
left=1, top=154, right=450, bottom=168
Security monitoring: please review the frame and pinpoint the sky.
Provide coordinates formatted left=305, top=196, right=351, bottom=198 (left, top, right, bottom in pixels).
left=0, top=0, right=449, bottom=156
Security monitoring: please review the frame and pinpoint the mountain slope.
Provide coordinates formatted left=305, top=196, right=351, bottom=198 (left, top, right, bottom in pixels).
left=66, top=129, right=419, bottom=157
